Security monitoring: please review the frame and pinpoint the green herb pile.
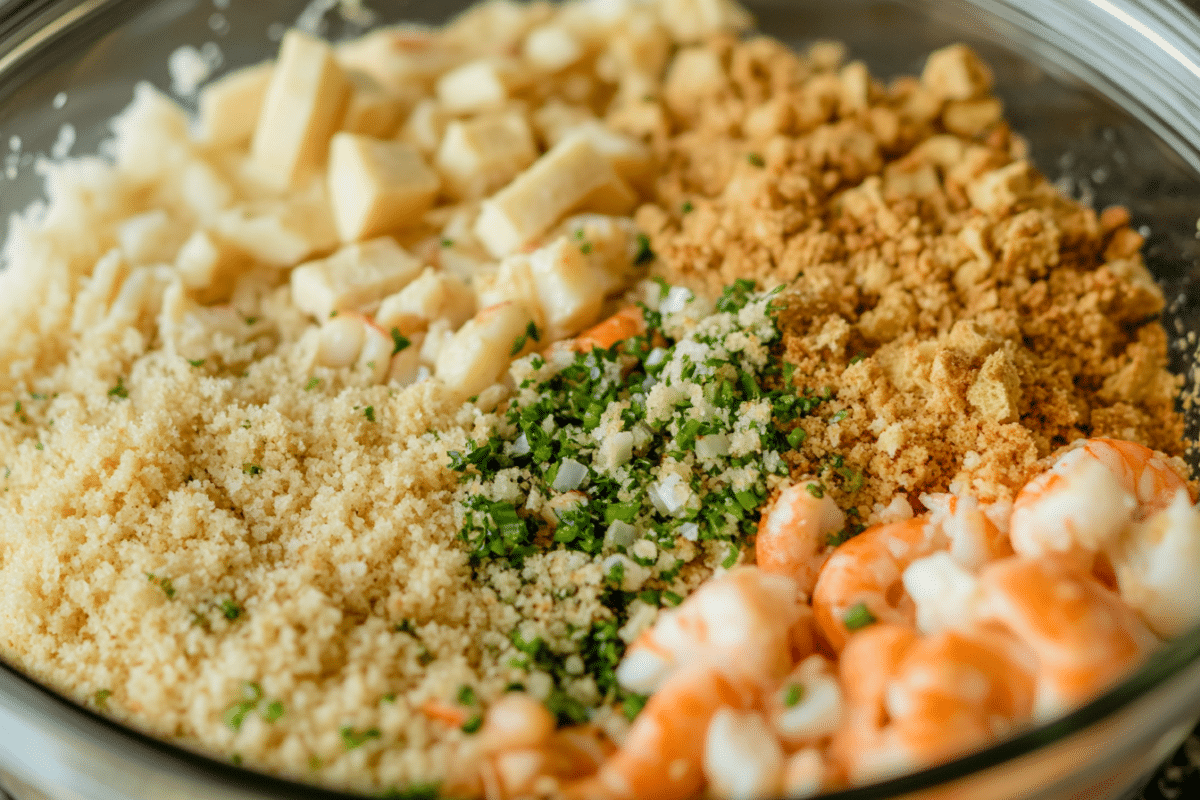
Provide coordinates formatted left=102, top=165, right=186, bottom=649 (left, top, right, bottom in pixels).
left=447, top=279, right=840, bottom=724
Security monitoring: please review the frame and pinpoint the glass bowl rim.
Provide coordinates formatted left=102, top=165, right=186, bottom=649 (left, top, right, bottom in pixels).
left=2, top=0, right=1200, bottom=798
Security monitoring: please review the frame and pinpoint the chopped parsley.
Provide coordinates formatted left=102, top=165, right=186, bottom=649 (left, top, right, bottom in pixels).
left=242, top=463, right=262, bottom=476
left=107, top=378, right=128, bottom=399
left=784, top=683, right=805, bottom=707
left=219, top=599, right=241, bottom=621
left=340, top=726, right=381, bottom=749
left=187, top=358, right=205, bottom=367
left=747, top=152, right=765, bottom=167
left=681, top=200, right=694, bottom=213
left=94, top=688, right=112, bottom=708
left=461, top=714, right=483, bottom=734
left=510, top=321, right=542, bottom=356
left=304, top=377, right=321, bottom=391
left=364, top=406, right=376, bottom=422
left=449, top=280, right=842, bottom=726
left=224, top=682, right=263, bottom=731
left=634, top=233, right=655, bottom=265
left=262, top=700, right=285, bottom=723
left=843, top=602, right=876, bottom=631
left=145, top=573, right=176, bottom=600
left=390, top=327, right=411, bottom=355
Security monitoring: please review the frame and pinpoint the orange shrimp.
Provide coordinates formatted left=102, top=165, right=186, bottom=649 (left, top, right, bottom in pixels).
left=973, top=555, right=1158, bottom=721
left=564, top=666, right=756, bottom=800
left=756, top=481, right=845, bottom=595
left=832, top=623, right=1037, bottom=784
left=420, top=698, right=469, bottom=728
left=811, top=517, right=941, bottom=652
left=1009, top=438, right=1192, bottom=564
left=920, top=492, right=1013, bottom=570
left=616, top=567, right=805, bottom=695
left=829, top=624, right=919, bottom=781
left=1080, top=438, right=1193, bottom=515
left=573, top=306, right=645, bottom=351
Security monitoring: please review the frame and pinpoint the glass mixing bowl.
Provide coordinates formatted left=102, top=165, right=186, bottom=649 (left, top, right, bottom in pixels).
left=3, top=0, right=1200, bottom=798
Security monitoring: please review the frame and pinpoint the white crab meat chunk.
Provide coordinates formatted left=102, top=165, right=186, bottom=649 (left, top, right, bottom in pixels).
left=315, top=314, right=367, bottom=368
left=546, top=120, right=654, bottom=191
left=197, top=61, right=273, bottom=147
left=523, top=24, right=583, bottom=71
left=328, top=133, right=441, bottom=242
left=400, top=98, right=449, bottom=156
left=473, top=135, right=625, bottom=257
left=526, top=236, right=606, bottom=341
left=435, top=110, right=538, bottom=200
left=436, top=58, right=525, bottom=114
left=117, top=210, right=188, bottom=266
left=290, top=237, right=423, bottom=321
left=174, top=230, right=248, bottom=304
left=158, top=281, right=250, bottom=362
left=355, top=320, right=395, bottom=384
left=251, top=30, right=352, bottom=190
left=375, top=267, right=475, bottom=335
left=435, top=300, right=536, bottom=400
left=340, top=71, right=409, bottom=138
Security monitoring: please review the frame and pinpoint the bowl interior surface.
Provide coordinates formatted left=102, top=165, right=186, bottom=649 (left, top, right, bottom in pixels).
left=2, top=1, right=1200, bottom=798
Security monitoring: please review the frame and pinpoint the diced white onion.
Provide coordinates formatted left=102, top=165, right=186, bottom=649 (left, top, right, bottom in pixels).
left=645, top=347, right=668, bottom=367
left=552, top=457, right=588, bottom=492
left=649, top=473, right=690, bottom=516
left=695, top=434, right=731, bottom=459
left=510, top=432, right=531, bottom=456
left=678, top=522, right=699, bottom=541
left=605, top=520, right=638, bottom=548
left=660, top=285, right=694, bottom=315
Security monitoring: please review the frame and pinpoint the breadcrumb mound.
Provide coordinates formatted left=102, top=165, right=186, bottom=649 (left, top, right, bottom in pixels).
left=633, top=34, right=1187, bottom=515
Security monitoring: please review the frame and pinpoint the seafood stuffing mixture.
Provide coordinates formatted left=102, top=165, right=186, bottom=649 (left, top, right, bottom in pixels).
left=0, top=0, right=1196, bottom=798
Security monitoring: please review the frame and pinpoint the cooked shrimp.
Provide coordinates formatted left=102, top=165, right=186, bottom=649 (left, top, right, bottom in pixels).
left=920, top=492, right=1012, bottom=571
left=832, top=623, right=1036, bottom=784
left=811, top=517, right=941, bottom=652
left=766, top=655, right=843, bottom=747
left=1078, top=438, right=1193, bottom=515
left=756, top=481, right=845, bottom=595
left=573, top=305, right=645, bottom=351
left=1009, top=438, right=1191, bottom=564
left=616, top=567, right=804, bottom=695
left=829, top=624, right=918, bottom=782
left=973, top=555, right=1158, bottom=721
left=901, top=551, right=980, bottom=635
left=703, top=708, right=786, bottom=800
left=1109, top=489, right=1200, bottom=638
left=467, top=696, right=612, bottom=800
left=566, top=666, right=757, bottom=800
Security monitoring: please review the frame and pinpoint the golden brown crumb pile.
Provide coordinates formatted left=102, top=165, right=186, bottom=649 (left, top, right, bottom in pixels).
left=632, top=36, right=1186, bottom=511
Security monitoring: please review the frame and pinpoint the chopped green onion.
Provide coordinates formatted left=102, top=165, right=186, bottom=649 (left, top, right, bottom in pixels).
left=390, top=327, right=411, bottom=355
left=340, top=726, right=381, bottom=749
left=784, top=683, right=804, bottom=707
left=843, top=602, right=876, bottom=631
